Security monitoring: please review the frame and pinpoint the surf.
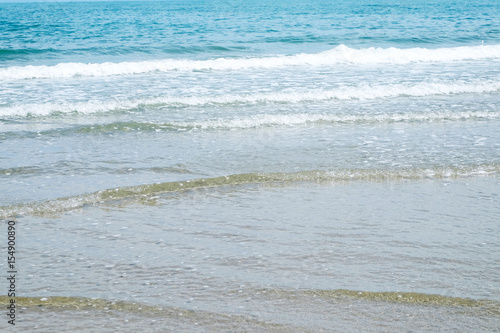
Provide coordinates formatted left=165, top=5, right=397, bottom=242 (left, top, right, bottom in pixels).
left=2, top=80, right=499, bottom=118
left=1, top=44, right=499, bottom=80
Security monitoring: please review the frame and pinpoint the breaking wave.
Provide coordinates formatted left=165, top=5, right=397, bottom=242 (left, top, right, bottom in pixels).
left=1, top=44, right=499, bottom=80
left=2, top=80, right=499, bottom=117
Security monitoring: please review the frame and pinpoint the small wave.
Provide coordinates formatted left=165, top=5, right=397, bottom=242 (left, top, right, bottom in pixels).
left=2, top=81, right=499, bottom=117
left=0, top=290, right=497, bottom=312
left=0, top=48, right=56, bottom=56
left=0, top=165, right=44, bottom=176
left=240, top=288, right=500, bottom=310
left=5, top=110, right=499, bottom=137
left=1, top=164, right=498, bottom=218
left=171, top=110, right=500, bottom=130
left=1, top=44, right=499, bottom=80
left=0, top=292, right=496, bottom=331
left=0, top=164, right=193, bottom=177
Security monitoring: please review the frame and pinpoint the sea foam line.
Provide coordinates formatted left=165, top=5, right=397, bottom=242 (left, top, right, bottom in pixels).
left=2, top=80, right=500, bottom=117
left=1, top=164, right=498, bottom=218
left=171, top=110, right=500, bottom=130
left=6, top=110, right=500, bottom=137
left=1, top=44, right=499, bottom=80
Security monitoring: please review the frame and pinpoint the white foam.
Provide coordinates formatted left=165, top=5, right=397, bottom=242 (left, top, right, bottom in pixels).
left=2, top=80, right=499, bottom=117
left=2, top=44, right=500, bottom=80
left=185, top=111, right=500, bottom=129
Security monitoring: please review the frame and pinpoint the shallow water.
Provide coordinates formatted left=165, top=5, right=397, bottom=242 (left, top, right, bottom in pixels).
left=1, top=177, right=499, bottom=331
left=1, top=0, right=500, bottom=331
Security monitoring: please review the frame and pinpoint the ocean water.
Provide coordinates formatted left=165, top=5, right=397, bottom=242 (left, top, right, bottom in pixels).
left=1, top=0, right=500, bottom=331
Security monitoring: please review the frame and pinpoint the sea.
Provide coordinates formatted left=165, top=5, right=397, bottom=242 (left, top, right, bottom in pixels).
left=1, top=0, right=500, bottom=331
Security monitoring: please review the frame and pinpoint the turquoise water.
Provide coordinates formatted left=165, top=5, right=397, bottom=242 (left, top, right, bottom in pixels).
left=1, top=0, right=500, bottom=331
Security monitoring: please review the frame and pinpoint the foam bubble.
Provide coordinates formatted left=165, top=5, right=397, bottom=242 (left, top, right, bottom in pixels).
left=184, top=110, right=500, bottom=130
